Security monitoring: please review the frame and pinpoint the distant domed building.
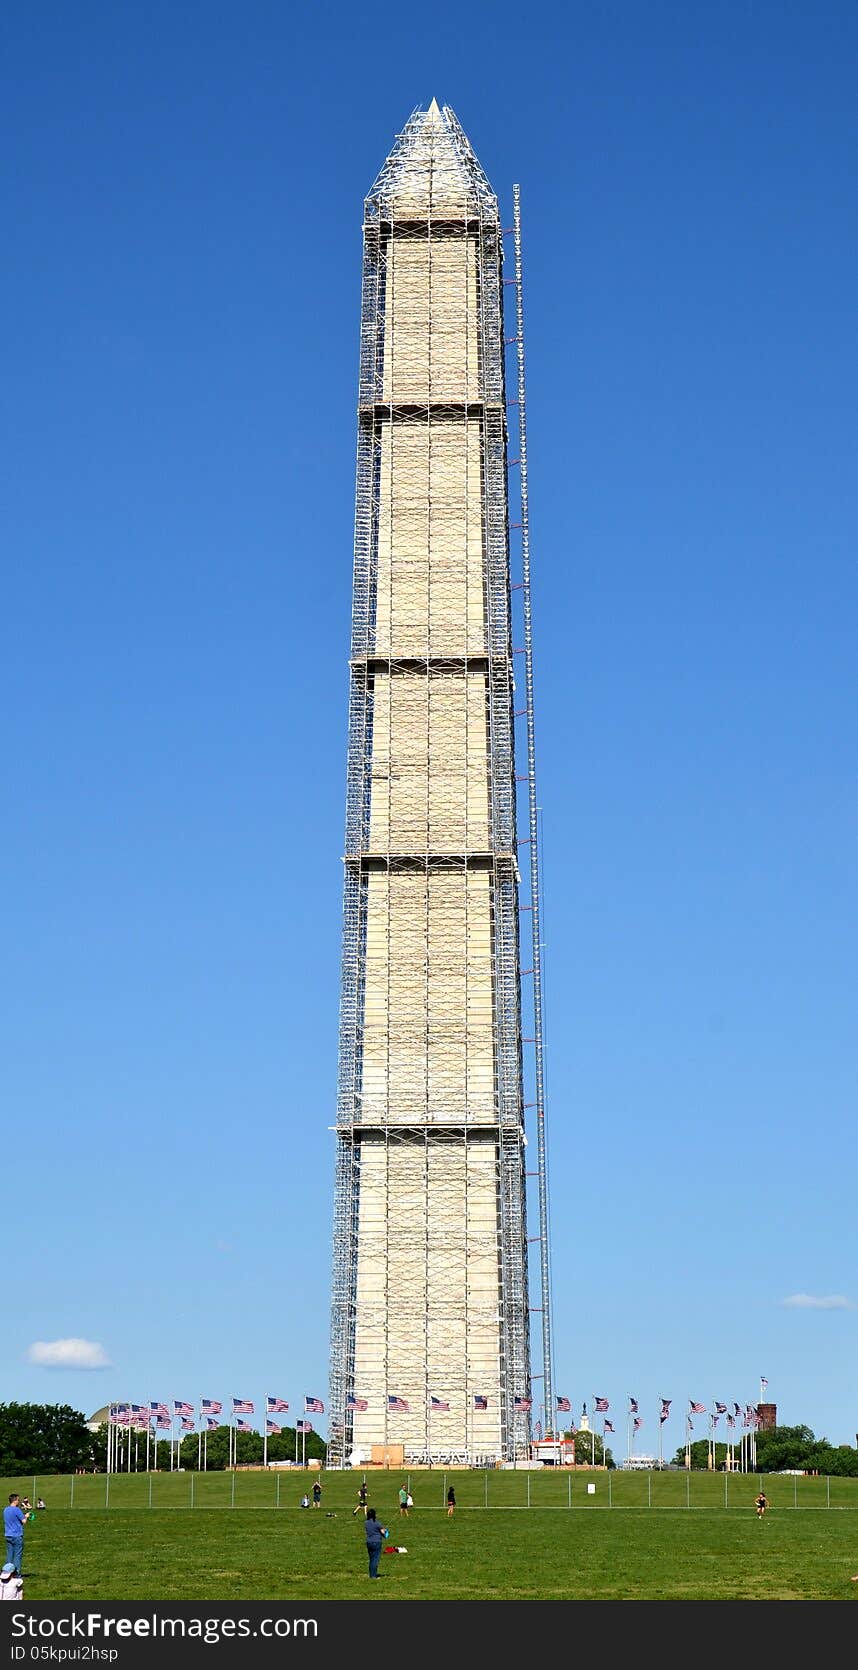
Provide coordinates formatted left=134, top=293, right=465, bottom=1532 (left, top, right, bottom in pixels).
left=86, top=1406, right=110, bottom=1433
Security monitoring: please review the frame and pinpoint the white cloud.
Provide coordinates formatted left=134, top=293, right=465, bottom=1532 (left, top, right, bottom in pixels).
left=26, top=1338, right=111, bottom=1369
left=780, top=1293, right=855, bottom=1311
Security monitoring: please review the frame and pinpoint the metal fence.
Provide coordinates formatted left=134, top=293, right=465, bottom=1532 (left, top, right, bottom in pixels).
left=4, top=1470, right=856, bottom=1512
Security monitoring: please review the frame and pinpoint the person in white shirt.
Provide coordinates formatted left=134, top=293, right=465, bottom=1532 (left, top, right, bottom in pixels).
left=1, top=1562, right=23, bottom=1601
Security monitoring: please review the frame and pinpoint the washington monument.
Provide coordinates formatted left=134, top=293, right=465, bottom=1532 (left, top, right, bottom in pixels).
left=328, top=102, right=549, bottom=1466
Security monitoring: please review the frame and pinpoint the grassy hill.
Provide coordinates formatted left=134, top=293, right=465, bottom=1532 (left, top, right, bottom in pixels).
left=5, top=1468, right=858, bottom=1600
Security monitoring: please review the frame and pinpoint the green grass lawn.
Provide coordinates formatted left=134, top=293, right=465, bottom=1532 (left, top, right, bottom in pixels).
left=5, top=1470, right=858, bottom=1600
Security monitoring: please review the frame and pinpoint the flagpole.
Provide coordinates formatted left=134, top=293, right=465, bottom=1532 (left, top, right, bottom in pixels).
left=658, top=1405, right=662, bottom=1471
left=198, top=1404, right=202, bottom=1474
left=264, top=1399, right=268, bottom=1473
left=127, top=1408, right=132, bottom=1473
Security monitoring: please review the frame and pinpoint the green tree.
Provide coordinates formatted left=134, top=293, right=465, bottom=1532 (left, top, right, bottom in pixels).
left=673, top=1425, right=858, bottom=1477
left=563, top=1430, right=613, bottom=1468
left=169, top=1424, right=326, bottom=1471
left=0, top=1403, right=93, bottom=1474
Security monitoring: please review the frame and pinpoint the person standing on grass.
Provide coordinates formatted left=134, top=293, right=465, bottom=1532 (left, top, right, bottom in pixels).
left=398, top=1482, right=409, bottom=1516
left=353, top=1479, right=368, bottom=1518
left=312, top=1479, right=322, bottom=1508
left=754, top=1490, right=769, bottom=1518
left=3, top=1495, right=26, bottom=1576
left=364, top=1509, right=387, bottom=1579
left=446, top=1485, right=456, bottom=1518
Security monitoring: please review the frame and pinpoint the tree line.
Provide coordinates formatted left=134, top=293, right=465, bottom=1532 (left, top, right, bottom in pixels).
left=671, top=1425, right=858, bottom=1475
left=0, top=1404, right=326, bottom=1474
left=3, top=1404, right=854, bottom=1477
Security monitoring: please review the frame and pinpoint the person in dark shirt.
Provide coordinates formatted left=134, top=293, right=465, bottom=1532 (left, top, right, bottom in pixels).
left=353, top=1479, right=368, bottom=1517
left=364, top=1508, right=387, bottom=1579
left=312, top=1480, right=322, bottom=1508
left=755, top=1491, right=769, bottom=1518
left=447, top=1485, right=456, bottom=1518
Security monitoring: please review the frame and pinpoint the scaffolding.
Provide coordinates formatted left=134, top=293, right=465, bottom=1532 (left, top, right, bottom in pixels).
left=328, top=103, right=536, bottom=1466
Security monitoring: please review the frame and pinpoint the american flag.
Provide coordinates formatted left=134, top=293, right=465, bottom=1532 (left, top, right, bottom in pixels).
left=430, top=1396, right=449, bottom=1412
left=689, top=1402, right=706, bottom=1414
left=267, top=1397, right=289, bottom=1414
left=743, top=1408, right=752, bottom=1426
left=712, top=1415, right=720, bottom=1429
left=660, top=1398, right=672, bottom=1416
left=149, top=1402, right=169, bottom=1418
left=113, top=1403, right=130, bottom=1415
left=715, top=1402, right=727, bottom=1414
left=659, top=1410, right=670, bottom=1424
left=633, top=1416, right=643, bottom=1431
left=726, top=1414, right=735, bottom=1428
left=473, top=1395, right=488, bottom=1411
left=629, top=1397, right=639, bottom=1414
left=514, top=1396, right=532, bottom=1411
left=205, top=1417, right=220, bottom=1431
left=174, top=1401, right=194, bottom=1417
left=236, top=1418, right=253, bottom=1433
left=113, top=1410, right=130, bottom=1426
left=387, top=1395, right=409, bottom=1414
left=296, top=1420, right=313, bottom=1434
left=761, top=1377, right=768, bottom=1390
left=266, top=1420, right=282, bottom=1435
left=233, top=1399, right=254, bottom=1414
left=594, top=1396, right=609, bottom=1412
left=201, top=1399, right=222, bottom=1415
left=604, top=1420, right=615, bottom=1434
left=556, top=1396, right=571, bottom=1413
left=180, top=1417, right=195, bottom=1431
left=347, top=1395, right=368, bottom=1412
left=156, top=1414, right=171, bottom=1431
left=733, top=1402, right=741, bottom=1417
left=305, top=1396, right=325, bottom=1414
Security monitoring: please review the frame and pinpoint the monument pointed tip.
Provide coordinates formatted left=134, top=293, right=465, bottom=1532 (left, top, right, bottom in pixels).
left=427, top=96, right=442, bottom=116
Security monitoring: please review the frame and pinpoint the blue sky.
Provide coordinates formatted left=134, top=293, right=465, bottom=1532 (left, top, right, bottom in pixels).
left=3, top=0, right=856, bottom=1453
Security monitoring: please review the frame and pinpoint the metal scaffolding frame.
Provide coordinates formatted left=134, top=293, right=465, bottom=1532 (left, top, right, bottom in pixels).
left=328, top=103, right=539, bottom=1467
